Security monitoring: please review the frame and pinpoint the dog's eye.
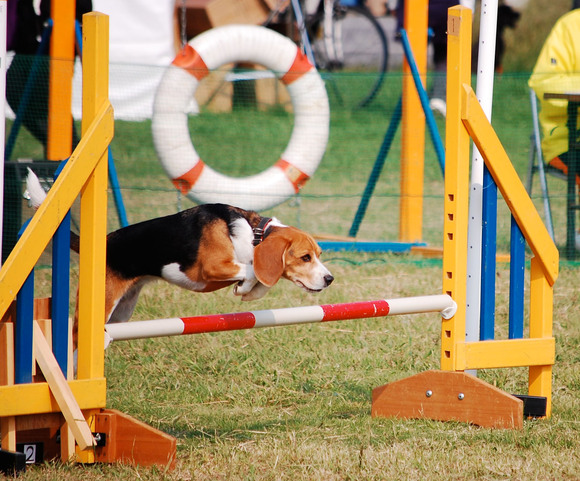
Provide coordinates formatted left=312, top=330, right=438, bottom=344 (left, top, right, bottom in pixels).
left=301, top=254, right=311, bottom=262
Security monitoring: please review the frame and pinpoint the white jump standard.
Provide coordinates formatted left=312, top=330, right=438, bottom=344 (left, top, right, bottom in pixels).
left=104, top=294, right=457, bottom=346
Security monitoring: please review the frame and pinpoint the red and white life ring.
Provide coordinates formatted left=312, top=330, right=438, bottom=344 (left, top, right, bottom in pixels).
left=152, top=25, right=329, bottom=211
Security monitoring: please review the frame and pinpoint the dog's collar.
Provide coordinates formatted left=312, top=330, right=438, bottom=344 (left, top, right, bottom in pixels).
left=253, top=217, right=273, bottom=246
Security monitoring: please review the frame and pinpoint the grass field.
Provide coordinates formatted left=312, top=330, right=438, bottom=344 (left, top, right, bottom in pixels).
left=3, top=31, right=580, bottom=481
left=15, top=256, right=580, bottom=480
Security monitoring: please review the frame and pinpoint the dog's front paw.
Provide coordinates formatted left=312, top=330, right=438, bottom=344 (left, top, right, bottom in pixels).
left=234, top=279, right=257, bottom=296
left=241, top=291, right=261, bottom=301
left=241, top=283, right=270, bottom=301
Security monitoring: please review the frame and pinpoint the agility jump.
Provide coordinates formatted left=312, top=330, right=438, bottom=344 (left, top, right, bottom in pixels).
left=0, top=4, right=558, bottom=473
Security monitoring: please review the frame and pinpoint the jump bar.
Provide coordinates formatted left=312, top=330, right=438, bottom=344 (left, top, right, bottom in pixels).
left=104, top=294, right=457, bottom=347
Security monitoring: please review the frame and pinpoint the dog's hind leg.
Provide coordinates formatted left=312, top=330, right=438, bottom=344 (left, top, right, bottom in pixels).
left=107, top=278, right=152, bottom=324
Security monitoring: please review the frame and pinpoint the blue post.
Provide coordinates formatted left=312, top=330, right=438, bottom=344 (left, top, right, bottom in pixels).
left=74, top=18, right=83, bottom=56
left=480, top=167, right=497, bottom=340
left=14, top=221, right=34, bottom=384
left=399, top=29, right=445, bottom=176
left=108, top=146, right=129, bottom=227
left=509, top=217, right=525, bottom=339
left=349, top=97, right=402, bottom=237
left=52, top=213, right=71, bottom=374
left=51, top=161, right=71, bottom=374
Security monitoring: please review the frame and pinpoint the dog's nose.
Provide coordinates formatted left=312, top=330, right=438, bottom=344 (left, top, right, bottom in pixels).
left=324, top=274, right=334, bottom=286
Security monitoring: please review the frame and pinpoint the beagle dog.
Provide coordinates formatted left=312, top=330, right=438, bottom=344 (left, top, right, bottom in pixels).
left=26, top=170, right=334, bottom=334
left=98, top=203, right=334, bottom=324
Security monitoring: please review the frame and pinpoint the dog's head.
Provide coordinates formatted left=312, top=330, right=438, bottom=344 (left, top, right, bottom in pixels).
left=253, top=226, right=333, bottom=292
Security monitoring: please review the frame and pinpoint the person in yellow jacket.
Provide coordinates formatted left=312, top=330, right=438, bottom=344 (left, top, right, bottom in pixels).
left=528, top=8, right=580, bottom=182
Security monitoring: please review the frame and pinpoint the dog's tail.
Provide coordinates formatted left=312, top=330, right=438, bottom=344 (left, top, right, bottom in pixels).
left=25, top=168, right=81, bottom=253
left=25, top=167, right=48, bottom=209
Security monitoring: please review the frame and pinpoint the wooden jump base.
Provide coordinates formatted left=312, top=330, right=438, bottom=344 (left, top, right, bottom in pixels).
left=372, top=370, right=525, bottom=429
left=0, top=300, right=177, bottom=472
left=104, top=294, right=457, bottom=345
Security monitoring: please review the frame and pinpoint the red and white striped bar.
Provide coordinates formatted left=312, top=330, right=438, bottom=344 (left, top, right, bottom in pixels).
left=104, top=294, right=456, bottom=347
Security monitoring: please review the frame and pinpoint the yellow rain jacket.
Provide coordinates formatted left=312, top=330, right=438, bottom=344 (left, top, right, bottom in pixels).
left=528, top=9, right=580, bottom=162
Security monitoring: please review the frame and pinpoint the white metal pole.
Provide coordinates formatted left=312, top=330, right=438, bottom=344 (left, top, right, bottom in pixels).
left=465, top=0, right=498, bottom=373
left=0, top=0, right=8, bottom=267
left=104, top=294, right=457, bottom=346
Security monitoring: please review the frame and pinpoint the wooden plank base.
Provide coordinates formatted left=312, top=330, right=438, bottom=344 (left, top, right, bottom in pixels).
left=371, top=370, right=524, bottom=429
left=94, top=409, right=176, bottom=469
left=2, top=410, right=177, bottom=468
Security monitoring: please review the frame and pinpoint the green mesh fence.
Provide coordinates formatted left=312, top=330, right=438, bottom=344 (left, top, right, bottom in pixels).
left=4, top=62, right=570, bottom=263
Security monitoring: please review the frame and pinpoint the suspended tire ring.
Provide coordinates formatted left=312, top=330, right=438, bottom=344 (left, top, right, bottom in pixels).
left=152, top=25, right=330, bottom=211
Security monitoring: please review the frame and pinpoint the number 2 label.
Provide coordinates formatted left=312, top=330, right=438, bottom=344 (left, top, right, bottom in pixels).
left=23, top=444, right=37, bottom=464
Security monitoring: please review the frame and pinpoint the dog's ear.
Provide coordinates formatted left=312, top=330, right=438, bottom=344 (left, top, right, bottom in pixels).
left=253, top=233, right=289, bottom=287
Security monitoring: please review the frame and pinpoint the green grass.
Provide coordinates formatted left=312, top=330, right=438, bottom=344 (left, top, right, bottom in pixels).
left=4, top=48, right=580, bottom=481
left=18, top=256, right=580, bottom=479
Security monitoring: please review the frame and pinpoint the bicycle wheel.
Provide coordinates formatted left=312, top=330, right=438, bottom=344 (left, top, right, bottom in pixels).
left=308, top=3, right=388, bottom=109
